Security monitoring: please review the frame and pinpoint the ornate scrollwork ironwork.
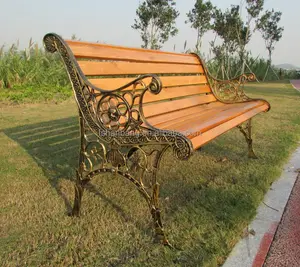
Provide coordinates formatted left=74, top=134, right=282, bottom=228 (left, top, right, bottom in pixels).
left=207, top=73, right=255, bottom=103
left=43, top=33, right=193, bottom=160
left=191, top=53, right=260, bottom=104
left=44, top=33, right=194, bottom=246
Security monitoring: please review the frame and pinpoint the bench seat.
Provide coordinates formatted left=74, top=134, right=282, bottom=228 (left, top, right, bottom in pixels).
left=150, top=100, right=269, bottom=148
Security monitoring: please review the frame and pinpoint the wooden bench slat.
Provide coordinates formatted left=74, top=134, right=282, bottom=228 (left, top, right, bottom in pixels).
left=89, top=75, right=208, bottom=90
left=158, top=101, right=267, bottom=134
left=147, top=102, right=224, bottom=126
left=66, top=40, right=200, bottom=65
left=143, top=94, right=216, bottom=118
left=78, top=61, right=204, bottom=76
left=141, top=85, right=211, bottom=104
left=96, top=85, right=211, bottom=106
left=190, top=104, right=269, bottom=149
left=151, top=102, right=230, bottom=129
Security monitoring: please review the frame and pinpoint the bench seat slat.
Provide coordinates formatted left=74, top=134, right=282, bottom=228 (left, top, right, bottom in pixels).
left=79, top=61, right=204, bottom=76
left=66, top=40, right=200, bottom=65
left=155, top=100, right=266, bottom=132
left=190, top=104, right=269, bottom=149
left=147, top=102, right=225, bottom=126
left=89, top=75, right=208, bottom=90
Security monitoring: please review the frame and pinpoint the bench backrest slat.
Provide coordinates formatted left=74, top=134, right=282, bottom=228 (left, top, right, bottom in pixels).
left=89, top=75, right=208, bottom=90
left=78, top=61, right=204, bottom=76
left=138, top=85, right=212, bottom=105
left=66, top=40, right=200, bottom=65
left=65, top=40, right=216, bottom=119
left=142, top=95, right=216, bottom=118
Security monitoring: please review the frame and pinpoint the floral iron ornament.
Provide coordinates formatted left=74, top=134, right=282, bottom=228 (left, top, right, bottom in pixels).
left=191, top=53, right=268, bottom=105
left=208, top=73, right=255, bottom=103
left=43, top=33, right=193, bottom=246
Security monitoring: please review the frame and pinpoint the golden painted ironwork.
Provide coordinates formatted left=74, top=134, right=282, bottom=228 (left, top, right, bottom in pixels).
left=191, top=53, right=266, bottom=104
left=207, top=73, right=254, bottom=103
left=192, top=53, right=269, bottom=158
left=237, top=119, right=258, bottom=159
left=43, top=33, right=193, bottom=246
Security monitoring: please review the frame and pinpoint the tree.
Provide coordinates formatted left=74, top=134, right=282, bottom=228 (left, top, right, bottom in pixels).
left=257, top=9, right=284, bottom=80
left=237, top=0, right=264, bottom=74
left=186, top=0, right=214, bottom=54
left=132, top=0, right=179, bottom=50
left=211, top=5, right=243, bottom=78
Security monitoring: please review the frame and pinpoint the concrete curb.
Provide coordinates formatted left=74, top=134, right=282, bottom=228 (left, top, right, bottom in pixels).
left=264, top=173, right=300, bottom=266
left=222, top=146, right=300, bottom=267
left=290, top=80, right=300, bottom=91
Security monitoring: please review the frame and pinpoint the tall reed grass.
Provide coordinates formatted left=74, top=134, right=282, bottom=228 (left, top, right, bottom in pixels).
left=0, top=38, right=69, bottom=89
left=0, top=38, right=298, bottom=103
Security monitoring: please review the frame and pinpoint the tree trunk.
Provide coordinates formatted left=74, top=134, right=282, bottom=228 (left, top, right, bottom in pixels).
left=263, top=49, right=272, bottom=81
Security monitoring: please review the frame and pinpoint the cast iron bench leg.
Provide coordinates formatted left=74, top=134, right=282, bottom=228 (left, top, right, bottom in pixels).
left=72, top=172, right=84, bottom=216
left=237, top=119, right=258, bottom=159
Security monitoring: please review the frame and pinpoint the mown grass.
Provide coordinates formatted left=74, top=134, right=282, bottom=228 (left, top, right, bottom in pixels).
left=0, top=82, right=300, bottom=266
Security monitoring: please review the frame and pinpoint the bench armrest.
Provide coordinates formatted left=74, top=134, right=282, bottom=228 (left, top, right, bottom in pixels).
left=207, top=72, right=256, bottom=103
left=189, top=53, right=256, bottom=104
left=43, top=33, right=193, bottom=160
left=89, top=74, right=193, bottom=160
left=88, top=74, right=193, bottom=160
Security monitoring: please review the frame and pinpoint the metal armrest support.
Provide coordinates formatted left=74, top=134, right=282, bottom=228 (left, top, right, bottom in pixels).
left=207, top=72, right=256, bottom=103
left=43, top=33, right=193, bottom=161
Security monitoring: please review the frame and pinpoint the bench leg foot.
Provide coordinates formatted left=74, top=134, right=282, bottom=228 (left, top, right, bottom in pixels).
left=72, top=172, right=84, bottom=216
left=247, top=140, right=258, bottom=159
left=238, top=119, right=258, bottom=159
left=150, top=182, right=173, bottom=247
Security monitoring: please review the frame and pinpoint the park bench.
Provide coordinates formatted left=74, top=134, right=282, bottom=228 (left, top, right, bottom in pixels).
left=43, top=33, right=270, bottom=246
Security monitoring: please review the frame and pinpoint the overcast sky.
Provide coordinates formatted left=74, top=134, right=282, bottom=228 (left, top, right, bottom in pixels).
left=1, top=0, right=298, bottom=66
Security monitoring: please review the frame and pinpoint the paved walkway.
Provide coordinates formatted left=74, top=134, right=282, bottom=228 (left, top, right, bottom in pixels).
left=223, top=83, right=300, bottom=267
left=264, top=80, right=300, bottom=266
left=265, top=173, right=300, bottom=266
left=222, top=147, right=300, bottom=267
left=290, top=80, right=300, bottom=90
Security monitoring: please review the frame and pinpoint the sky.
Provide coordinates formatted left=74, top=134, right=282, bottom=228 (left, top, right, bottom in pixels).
left=1, top=0, right=299, bottom=66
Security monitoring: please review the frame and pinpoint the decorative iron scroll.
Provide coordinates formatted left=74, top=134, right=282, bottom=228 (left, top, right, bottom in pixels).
left=208, top=73, right=255, bottom=103
left=44, top=33, right=193, bottom=245
left=190, top=53, right=257, bottom=104
left=43, top=33, right=193, bottom=162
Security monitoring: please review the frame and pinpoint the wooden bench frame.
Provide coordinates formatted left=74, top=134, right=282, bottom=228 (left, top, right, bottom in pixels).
left=43, top=33, right=270, bottom=246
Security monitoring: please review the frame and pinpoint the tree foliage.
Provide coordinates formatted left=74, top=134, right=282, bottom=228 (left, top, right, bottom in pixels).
left=246, top=0, right=264, bottom=19
left=237, top=0, right=264, bottom=73
left=257, top=9, right=284, bottom=63
left=186, top=0, right=214, bottom=53
left=209, top=5, right=245, bottom=78
left=212, top=5, right=243, bottom=54
left=132, top=0, right=179, bottom=50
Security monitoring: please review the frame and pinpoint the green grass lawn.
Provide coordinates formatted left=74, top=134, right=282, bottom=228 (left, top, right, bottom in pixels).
left=0, top=82, right=300, bottom=266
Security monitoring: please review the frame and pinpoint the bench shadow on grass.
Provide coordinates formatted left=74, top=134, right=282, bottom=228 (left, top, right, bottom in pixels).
left=3, top=116, right=260, bottom=264
left=3, top=116, right=140, bottom=226
left=3, top=116, right=80, bottom=213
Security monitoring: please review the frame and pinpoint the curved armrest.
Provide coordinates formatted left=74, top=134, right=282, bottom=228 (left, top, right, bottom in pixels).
left=209, top=72, right=256, bottom=85
left=207, top=72, right=256, bottom=103
left=43, top=33, right=193, bottom=160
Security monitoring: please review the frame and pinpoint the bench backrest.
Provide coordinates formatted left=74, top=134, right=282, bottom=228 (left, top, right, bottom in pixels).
left=65, top=40, right=216, bottom=119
